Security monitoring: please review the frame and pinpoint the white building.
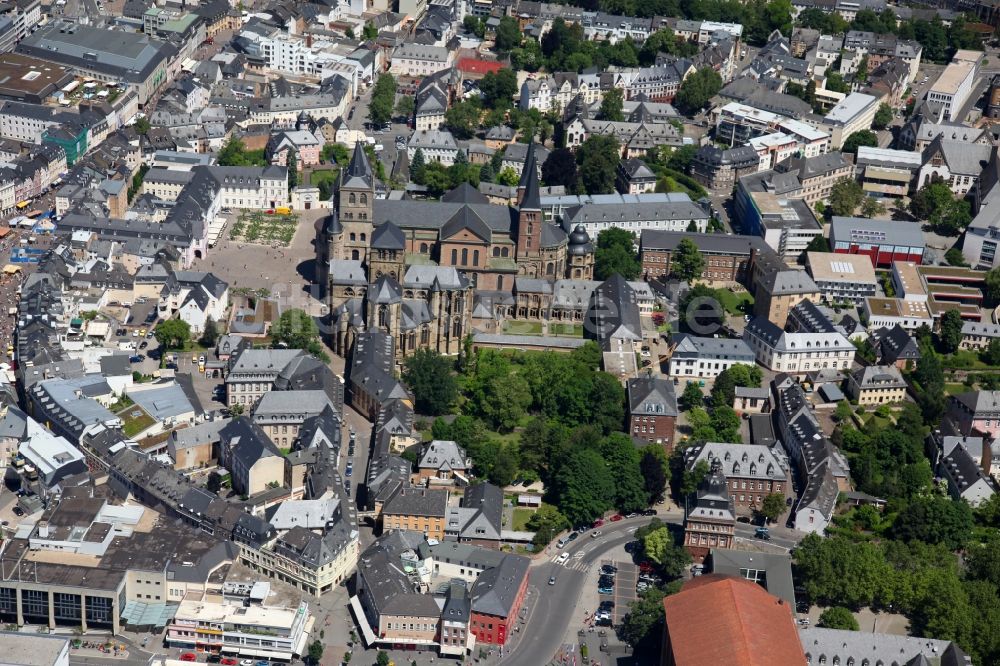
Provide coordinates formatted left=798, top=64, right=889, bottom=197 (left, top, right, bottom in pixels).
left=167, top=599, right=313, bottom=661
left=743, top=318, right=854, bottom=373
left=389, top=43, right=453, bottom=78
left=818, top=92, right=879, bottom=149
left=806, top=251, right=878, bottom=304
left=407, top=129, right=459, bottom=165
left=927, top=49, right=982, bottom=122
left=778, top=119, right=830, bottom=157
left=667, top=335, right=756, bottom=378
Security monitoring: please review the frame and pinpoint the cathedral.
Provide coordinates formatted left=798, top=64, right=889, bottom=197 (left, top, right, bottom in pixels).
left=316, top=142, right=596, bottom=359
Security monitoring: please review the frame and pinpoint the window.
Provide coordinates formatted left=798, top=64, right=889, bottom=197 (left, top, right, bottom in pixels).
left=451, top=249, right=458, bottom=264
left=462, top=248, right=468, bottom=265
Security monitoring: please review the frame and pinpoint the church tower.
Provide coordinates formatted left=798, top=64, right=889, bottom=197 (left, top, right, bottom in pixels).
left=515, top=144, right=543, bottom=276
left=567, top=225, right=595, bottom=280
left=339, top=141, right=375, bottom=264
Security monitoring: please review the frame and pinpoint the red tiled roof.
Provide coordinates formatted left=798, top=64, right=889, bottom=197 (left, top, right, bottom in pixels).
left=663, top=574, right=806, bottom=666
left=458, top=58, right=504, bottom=75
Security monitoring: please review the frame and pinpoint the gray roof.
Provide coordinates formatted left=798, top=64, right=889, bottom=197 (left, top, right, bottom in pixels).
left=671, top=334, right=755, bottom=363
left=586, top=274, right=643, bottom=347
left=851, top=364, right=905, bottom=389
left=130, top=383, right=194, bottom=421
left=562, top=201, right=707, bottom=229
left=797, top=628, right=954, bottom=666
left=170, top=417, right=230, bottom=451
left=99, top=354, right=132, bottom=377
left=470, top=553, right=530, bottom=618
left=383, top=487, right=448, bottom=518
left=760, top=269, right=818, bottom=296
left=626, top=376, right=678, bottom=417
left=922, top=138, right=992, bottom=177
left=252, top=390, right=332, bottom=421
left=709, top=549, right=795, bottom=605
left=418, top=440, right=469, bottom=472
left=329, top=260, right=367, bottom=285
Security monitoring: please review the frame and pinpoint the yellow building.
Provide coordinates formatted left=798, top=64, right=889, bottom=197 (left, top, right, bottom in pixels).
left=381, top=487, right=448, bottom=541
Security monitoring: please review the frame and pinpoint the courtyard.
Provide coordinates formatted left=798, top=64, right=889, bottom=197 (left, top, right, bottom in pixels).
left=228, top=210, right=300, bottom=247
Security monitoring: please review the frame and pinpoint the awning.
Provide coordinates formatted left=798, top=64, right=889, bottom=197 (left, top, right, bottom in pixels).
left=348, top=595, right=377, bottom=647
left=121, top=600, right=178, bottom=627
left=3, top=265, right=21, bottom=275
left=236, top=648, right=292, bottom=659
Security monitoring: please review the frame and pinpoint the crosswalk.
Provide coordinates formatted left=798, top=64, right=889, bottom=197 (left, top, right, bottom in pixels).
left=549, top=551, right=591, bottom=571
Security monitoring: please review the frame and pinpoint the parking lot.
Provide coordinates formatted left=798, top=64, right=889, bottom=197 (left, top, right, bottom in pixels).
left=607, top=560, right=638, bottom=625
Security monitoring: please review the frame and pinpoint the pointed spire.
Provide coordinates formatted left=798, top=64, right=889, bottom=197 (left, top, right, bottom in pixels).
left=520, top=146, right=542, bottom=211
left=346, top=140, right=372, bottom=181
left=518, top=142, right=537, bottom=191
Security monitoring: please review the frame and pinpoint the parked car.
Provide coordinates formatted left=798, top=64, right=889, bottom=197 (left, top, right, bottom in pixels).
left=139, top=341, right=148, bottom=350
left=129, top=355, right=143, bottom=363
left=557, top=537, right=568, bottom=549
left=641, top=509, right=657, bottom=516
left=600, top=564, right=617, bottom=576
left=567, top=531, right=579, bottom=541
left=598, top=585, right=614, bottom=595
left=755, top=527, right=771, bottom=540
left=593, top=518, right=605, bottom=527
left=220, top=659, right=238, bottom=665
left=610, top=514, right=623, bottom=522
left=639, top=561, right=656, bottom=573
left=179, top=654, right=197, bottom=663
left=345, top=463, right=353, bottom=477
left=12, top=507, right=23, bottom=516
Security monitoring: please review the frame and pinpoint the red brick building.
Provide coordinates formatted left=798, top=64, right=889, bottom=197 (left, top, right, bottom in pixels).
left=469, top=554, right=529, bottom=645
left=639, top=230, right=770, bottom=285
left=683, top=460, right=736, bottom=561
left=626, top=376, right=679, bottom=450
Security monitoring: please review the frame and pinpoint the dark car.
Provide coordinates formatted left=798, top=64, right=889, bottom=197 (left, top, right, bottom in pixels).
left=12, top=507, right=23, bottom=516
left=624, top=540, right=640, bottom=553
left=641, top=509, right=657, bottom=516
left=600, top=564, right=618, bottom=576
left=599, top=600, right=615, bottom=611
left=567, top=531, right=579, bottom=541
left=139, top=341, right=148, bottom=349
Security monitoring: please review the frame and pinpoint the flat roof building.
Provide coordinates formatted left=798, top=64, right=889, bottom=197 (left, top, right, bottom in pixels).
left=0, top=54, right=74, bottom=105
left=17, top=21, right=177, bottom=105
left=829, top=216, right=925, bottom=267
left=806, top=251, right=878, bottom=304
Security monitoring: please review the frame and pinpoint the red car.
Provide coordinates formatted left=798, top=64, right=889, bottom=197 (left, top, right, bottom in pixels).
left=593, top=518, right=605, bottom=527
left=610, top=514, right=624, bottom=522
left=220, top=659, right=238, bottom=665
left=179, top=654, right=197, bottom=662
left=639, top=561, right=656, bottom=574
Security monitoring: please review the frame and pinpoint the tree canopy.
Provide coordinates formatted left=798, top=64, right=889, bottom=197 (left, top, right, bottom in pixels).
left=675, top=67, right=722, bottom=116
left=670, top=238, right=705, bottom=282
left=576, top=135, right=621, bottom=194
left=828, top=177, right=865, bottom=216
left=594, top=227, right=640, bottom=280
left=402, top=349, right=459, bottom=415
left=842, top=130, right=879, bottom=154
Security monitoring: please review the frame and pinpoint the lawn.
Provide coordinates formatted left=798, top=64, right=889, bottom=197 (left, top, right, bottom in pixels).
left=503, top=320, right=544, bottom=335
left=511, top=507, right=535, bottom=531
left=945, top=382, right=969, bottom=395
left=549, top=322, right=583, bottom=337
left=118, top=405, right=155, bottom=438
left=715, top=288, right=753, bottom=315
left=308, top=168, right=339, bottom=191
left=862, top=411, right=895, bottom=430
left=229, top=210, right=299, bottom=247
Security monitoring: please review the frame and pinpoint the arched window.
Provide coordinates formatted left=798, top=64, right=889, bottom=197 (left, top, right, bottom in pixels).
left=501, top=247, right=509, bottom=257
left=408, top=331, right=416, bottom=348
left=349, top=232, right=356, bottom=241
left=351, top=249, right=359, bottom=260
left=461, top=248, right=468, bottom=265
left=451, top=249, right=458, bottom=264
left=420, top=243, right=429, bottom=253
left=361, top=233, right=367, bottom=242
left=473, top=250, right=480, bottom=266
left=546, top=262, right=554, bottom=275
left=378, top=305, right=388, bottom=328
left=453, top=318, right=462, bottom=337
left=360, top=194, right=367, bottom=205
left=732, top=463, right=740, bottom=474
left=420, top=327, right=430, bottom=344
left=493, top=247, right=500, bottom=257
left=497, top=276, right=504, bottom=290
left=349, top=193, right=356, bottom=205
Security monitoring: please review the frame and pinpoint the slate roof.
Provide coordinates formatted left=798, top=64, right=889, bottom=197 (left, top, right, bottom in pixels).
left=626, top=376, right=678, bottom=417
left=470, top=553, right=529, bottom=618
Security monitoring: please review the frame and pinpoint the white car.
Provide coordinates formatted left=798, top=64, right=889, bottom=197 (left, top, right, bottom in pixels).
left=556, top=552, right=570, bottom=565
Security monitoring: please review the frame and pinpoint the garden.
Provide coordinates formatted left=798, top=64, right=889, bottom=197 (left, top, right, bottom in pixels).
left=228, top=210, right=299, bottom=247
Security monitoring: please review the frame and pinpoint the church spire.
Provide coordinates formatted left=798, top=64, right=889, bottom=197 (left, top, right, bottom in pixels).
left=517, top=143, right=541, bottom=210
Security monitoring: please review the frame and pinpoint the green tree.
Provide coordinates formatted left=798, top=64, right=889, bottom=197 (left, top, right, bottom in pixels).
left=621, top=586, right=675, bottom=648
left=860, top=196, right=886, bottom=218
left=983, top=339, right=1000, bottom=366
left=681, top=459, right=710, bottom=498
left=321, top=142, right=349, bottom=165
left=479, top=69, right=518, bottom=109
left=602, top=433, right=648, bottom=513
left=710, top=368, right=737, bottom=409
left=199, top=316, right=219, bottom=348
left=134, top=116, right=151, bottom=135
left=891, top=496, right=974, bottom=551
left=818, top=607, right=860, bottom=631
left=939, top=308, right=965, bottom=353
left=271, top=309, right=319, bottom=349
left=842, top=130, right=879, bottom=154
left=679, top=382, right=704, bottom=412
left=496, top=166, right=520, bottom=187
left=806, top=235, right=831, bottom=252
left=594, top=227, right=640, bottom=280
left=710, top=405, right=741, bottom=442
left=154, top=319, right=191, bottom=350
left=541, top=147, right=579, bottom=190
left=671, top=237, right=705, bottom=281
left=376, top=651, right=390, bottom=666
left=643, top=526, right=691, bottom=577
left=286, top=150, right=298, bottom=189
left=551, top=448, right=615, bottom=525
left=834, top=400, right=853, bottom=422
left=873, top=102, right=893, bottom=130
left=576, top=135, right=620, bottom=194
left=307, top=640, right=324, bottom=664
left=640, top=447, right=668, bottom=503
left=206, top=471, right=222, bottom=494
left=494, top=16, right=522, bottom=51
left=402, top=349, right=458, bottom=415
left=600, top=87, right=625, bottom=121
left=363, top=22, right=378, bottom=40
left=463, top=15, right=485, bottom=38
left=490, top=443, right=520, bottom=486
left=528, top=504, right=570, bottom=548
left=986, top=268, right=1000, bottom=306
left=676, top=67, right=722, bottom=115
left=368, top=73, right=397, bottom=126
left=759, top=492, right=786, bottom=524
left=828, top=177, right=865, bottom=216
left=444, top=98, right=482, bottom=139
left=475, top=374, right=532, bottom=432
left=395, top=95, right=415, bottom=119
left=410, top=148, right=426, bottom=183
left=945, top=248, right=969, bottom=267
